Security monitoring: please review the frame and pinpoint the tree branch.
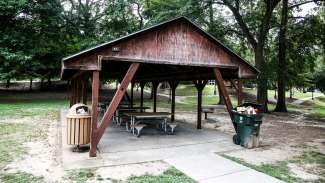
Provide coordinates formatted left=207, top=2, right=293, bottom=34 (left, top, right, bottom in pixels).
left=288, top=0, right=321, bottom=10
left=257, top=0, right=281, bottom=47
left=221, top=0, right=257, bottom=49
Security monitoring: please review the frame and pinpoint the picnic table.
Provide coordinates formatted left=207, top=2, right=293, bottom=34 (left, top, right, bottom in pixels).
left=114, top=106, right=150, bottom=125
left=123, top=112, right=173, bottom=137
left=202, top=105, right=223, bottom=119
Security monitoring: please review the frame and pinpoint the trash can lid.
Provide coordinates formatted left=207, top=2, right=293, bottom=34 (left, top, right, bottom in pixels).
left=67, top=103, right=91, bottom=118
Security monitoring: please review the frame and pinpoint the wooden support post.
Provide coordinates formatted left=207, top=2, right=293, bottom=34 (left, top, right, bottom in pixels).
left=230, top=80, right=238, bottom=91
left=83, top=79, right=88, bottom=104
left=237, top=80, right=243, bottom=105
left=140, top=82, right=145, bottom=111
left=213, top=68, right=236, bottom=130
left=124, top=91, right=132, bottom=105
left=130, top=82, right=134, bottom=107
left=69, top=80, right=74, bottom=107
left=75, top=80, right=80, bottom=103
left=193, top=80, right=208, bottom=129
left=90, top=71, right=99, bottom=157
left=169, top=81, right=179, bottom=122
left=152, top=81, right=159, bottom=112
left=73, top=80, right=78, bottom=105
left=230, top=79, right=243, bottom=106
left=92, top=63, right=140, bottom=155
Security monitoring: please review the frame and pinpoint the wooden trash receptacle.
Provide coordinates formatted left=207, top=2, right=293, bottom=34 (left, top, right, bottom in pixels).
left=66, top=104, right=91, bottom=145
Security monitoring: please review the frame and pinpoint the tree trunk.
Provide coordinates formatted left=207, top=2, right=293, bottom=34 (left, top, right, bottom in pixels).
left=150, top=85, right=153, bottom=99
left=41, top=78, right=44, bottom=89
left=217, top=84, right=224, bottom=105
left=255, top=46, right=269, bottom=112
left=47, top=75, right=51, bottom=87
left=290, top=86, right=293, bottom=99
left=221, top=0, right=281, bottom=113
left=6, top=79, right=10, bottom=88
left=29, top=78, right=33, bottom=91
left=274, top=0, right=288, bottom=112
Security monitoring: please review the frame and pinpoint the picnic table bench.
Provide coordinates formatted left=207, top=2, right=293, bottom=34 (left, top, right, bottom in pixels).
left=202, top=105, right=223, bottom=119
left=114, top=106, right=150, bottom=125
left=123, top=112, right=176, bottom=137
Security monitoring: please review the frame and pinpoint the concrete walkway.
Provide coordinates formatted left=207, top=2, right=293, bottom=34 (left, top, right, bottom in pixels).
left=292, top=94, right=324, bottom=105
left=60, top=109, right=283, bottom=182
left=166, top=153, right=284, bottom=183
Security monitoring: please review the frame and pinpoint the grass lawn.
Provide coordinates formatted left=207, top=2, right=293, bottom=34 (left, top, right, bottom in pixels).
left=122, top=167, right=195, bottom=183
left=312, top=97, right=325, bottom=117
left=64, top=167, right=195, bottom=183
left=0, top=98, right=68, bottom=182
left=0, top=91, right=323, bottom=182
left=133, top=93, right=240, bottom=113
left=245, top=88, right=320, bottom=100
left=222, top=149, right=325, bottom=183
left=175, top=84, right=216, bottom=96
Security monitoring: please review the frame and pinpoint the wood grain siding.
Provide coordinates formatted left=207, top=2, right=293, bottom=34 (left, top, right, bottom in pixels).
left=67, top=117, right=91, bottom=145
left=62, top=19, right=257, bottom=79
left=109, top=21, right=234, bottom=67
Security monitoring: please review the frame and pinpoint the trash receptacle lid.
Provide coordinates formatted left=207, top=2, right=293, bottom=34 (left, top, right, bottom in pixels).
left=67, top=103, right=91, bottom=118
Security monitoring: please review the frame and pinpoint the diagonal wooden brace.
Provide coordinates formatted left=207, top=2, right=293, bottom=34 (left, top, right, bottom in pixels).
left=213, top=68, right=236, bottom=131
left=230, top=79, right=243, bottom=105
left=90, top=63, right=140, bottom=156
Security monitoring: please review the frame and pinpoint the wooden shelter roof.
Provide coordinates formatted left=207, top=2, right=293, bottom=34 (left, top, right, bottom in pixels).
left=61, top=16, right=259, bottom=80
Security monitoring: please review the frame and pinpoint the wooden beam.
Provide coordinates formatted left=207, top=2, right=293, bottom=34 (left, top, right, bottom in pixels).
left=82, top=78, right=88, bottom=104
left=230, top=79, right=243, bottom=106
left=237, top=80, right=243, bottom=105
left=140, top=82, right=145, bottom=111
left=89, top=71, right=100, bottom=157
left=69, top=80, right=74, bottom=107
left=76, top=80, right=81, bottom=103
left=124, top=91, right=132, bottom=105
left=73, top=79, right=78, bottom=105
left=102, top=56, right=239, bottom=69
left=130, top=82, right=134, bottom=107
left=71, top=70, right=88, bottom=79
left=152, top=81, right=159, bottom=112
left=81, top=80, right=85, bottom=104
left=213, top=68, right=235, bottom=130
left=230, top=80, right=238, bottom=91
left=93, top=63, right=140, bottom=151
left=169, top=81, right=179, bottom=122
left=193, top=80, right=208, bottom=129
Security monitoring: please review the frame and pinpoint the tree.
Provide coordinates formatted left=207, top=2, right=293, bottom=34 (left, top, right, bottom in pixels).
left=143, top=0, right=205, bottom=25
left=274, top=0, right=288, bottom=112
left=218, top=0, right=281, bottom=112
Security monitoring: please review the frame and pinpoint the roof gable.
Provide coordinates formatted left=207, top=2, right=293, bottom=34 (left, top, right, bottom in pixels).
left=62, top=16, right=258, bottom=78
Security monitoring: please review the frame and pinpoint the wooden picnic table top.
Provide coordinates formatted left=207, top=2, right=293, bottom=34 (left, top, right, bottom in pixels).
left=123, top=112, right=171, bottom=118
left=202, top=105, right=224, bottom=109
left=117, top=106, right=150, bottom=109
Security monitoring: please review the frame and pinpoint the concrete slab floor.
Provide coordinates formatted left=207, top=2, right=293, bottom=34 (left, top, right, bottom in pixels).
left=60, top=109, right=241, bottom=170
left=60, top=109, right=282, bottom=182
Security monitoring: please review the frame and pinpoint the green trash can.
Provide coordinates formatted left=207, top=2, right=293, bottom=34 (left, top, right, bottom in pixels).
left=232, top=103, right=263, bottom=148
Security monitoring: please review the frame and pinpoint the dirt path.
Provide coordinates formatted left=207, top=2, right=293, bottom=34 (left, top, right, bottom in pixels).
left=292, top=94, right=324, bottom=105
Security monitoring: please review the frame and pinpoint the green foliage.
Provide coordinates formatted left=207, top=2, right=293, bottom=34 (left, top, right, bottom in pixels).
left=314, top=64, right=325, bottom=93
left=0, top=123, right=29, bottom=169
left=0, top=172, right=44, bottom=183
left=0, top=0, right=324, bottom=111
left=123, top=167, right=195, bottom=183
left=64, top=168, right=96, bottom=183
left=0, top=0, right=64, bottom=82
left=222, top=152, right=325, bottom=183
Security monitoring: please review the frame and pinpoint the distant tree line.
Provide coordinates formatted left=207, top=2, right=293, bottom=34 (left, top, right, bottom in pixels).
left=0, top=0, right=324, bottom=111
